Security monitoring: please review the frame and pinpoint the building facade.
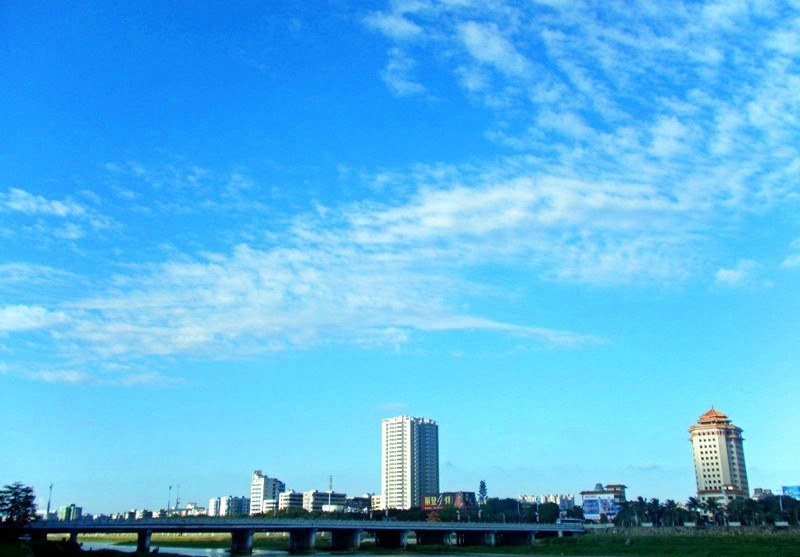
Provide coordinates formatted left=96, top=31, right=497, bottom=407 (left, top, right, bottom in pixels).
left=57, top=504, right=82, bottom=521
left=249, top=470, right=286, bottom=515
left=208, top=496, right=250, bottom=517
left=278, top=490, right=304, bottom=511
left=302, top=490, right=347, bottom=512
left=689, top=408, right=749, bottom=503
left=381, top=415, right=439, bottom=510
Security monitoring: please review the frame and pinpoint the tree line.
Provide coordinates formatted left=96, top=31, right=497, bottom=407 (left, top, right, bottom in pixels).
left=611, top=495, right=799, bottom=527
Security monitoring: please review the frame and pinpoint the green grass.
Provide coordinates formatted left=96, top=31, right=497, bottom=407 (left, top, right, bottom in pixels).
left=502, top=534, right=799, bottom=556
left=0, top=543, right=34, bottom=557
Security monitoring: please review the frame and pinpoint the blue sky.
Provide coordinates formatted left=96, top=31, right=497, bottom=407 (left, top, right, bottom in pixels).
left=1, top=0, right=799, bottom=514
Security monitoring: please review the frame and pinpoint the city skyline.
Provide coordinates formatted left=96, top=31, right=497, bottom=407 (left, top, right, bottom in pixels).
left=2, top=1, right=799, bottom=515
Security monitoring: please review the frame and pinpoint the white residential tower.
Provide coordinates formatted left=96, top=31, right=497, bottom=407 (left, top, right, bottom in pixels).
left=381, top=415, right=439, bottom=510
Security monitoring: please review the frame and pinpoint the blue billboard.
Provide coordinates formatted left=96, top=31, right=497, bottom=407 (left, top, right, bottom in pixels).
left=582, top=495, right=619, bottom=521
left=782, top=486, right=800, bottom=500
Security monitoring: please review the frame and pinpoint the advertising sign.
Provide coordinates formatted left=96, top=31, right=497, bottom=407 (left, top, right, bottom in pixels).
left=782, top=486, right=800, bottom=500
left=582, top=495, right=619, bottom=522
left=421, top=491, right=477, bottom=510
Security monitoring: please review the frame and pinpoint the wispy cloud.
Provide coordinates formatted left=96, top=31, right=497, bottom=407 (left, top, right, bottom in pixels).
left=364, top=12, right=423, bottom=41
left=381, top=48, right=427, bottom=97
left=1, top=188, right=87, bottom=217
left=0, top=187, right=113, bottom=244
left=0, top=305, right=69, bottom=333
left=781, top=238, right=800, bottom=269
left=458, top=21, right=532, bottom=78
left=715, top=259, right=761, bottom=287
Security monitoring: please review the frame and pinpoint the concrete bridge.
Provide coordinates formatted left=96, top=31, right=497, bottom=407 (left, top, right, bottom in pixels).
left=29, top=517, right=585, bottom=554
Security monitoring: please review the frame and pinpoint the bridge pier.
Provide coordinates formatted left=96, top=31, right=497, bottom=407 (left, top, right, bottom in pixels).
left=289, top=529, right=316, bottom=554
left=416, top=530, right=452, bottom=546
left=331, top=529, right=361, bottom=551
left=136, top=530, right=152, bottom=553
left=230, top=529, right=254, bottom=555
left=495, top=531, right=533, bottom=546
left=457, top=531, right=495, bottom=547
left=375, top=529, right=408, bottom=549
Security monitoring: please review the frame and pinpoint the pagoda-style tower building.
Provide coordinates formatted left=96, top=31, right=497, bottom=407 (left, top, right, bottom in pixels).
left=689, top=408, right=749, bottom=503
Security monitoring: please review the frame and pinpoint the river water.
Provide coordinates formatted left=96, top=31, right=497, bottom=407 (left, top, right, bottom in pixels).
left=80, top=540, right=287, bottom=556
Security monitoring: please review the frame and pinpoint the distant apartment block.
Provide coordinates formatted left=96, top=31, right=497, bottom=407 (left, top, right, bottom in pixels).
left=278, top=490, right=304, bottom=511
left=249, top=470, right=286, bottom=515
left=208, top=496, right=250, bottom=517
left=381, top=415, right=439, bottom=510
left=303, top=490, right=347, bottom=512
left=519, top=493, right=575, bottom=510
left=690, top=407, right=749, bottom=503
left=57, top=504, right=82, bottom=521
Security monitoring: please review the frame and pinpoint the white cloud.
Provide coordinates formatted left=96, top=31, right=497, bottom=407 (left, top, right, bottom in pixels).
left=23, top=370, right=92, bottom=384
left=1, top=188, right=86, bottom=217
left=381, top=48, right=427, bottom=97
left=781, top=237, right=800, bottom=268
left=0, top=305, right=69, bottom=333
left=364, top=12, right=424, bottom=41
left=458, top=21, right=531, bottom=78
left=715, top=259, right=760, bottom=286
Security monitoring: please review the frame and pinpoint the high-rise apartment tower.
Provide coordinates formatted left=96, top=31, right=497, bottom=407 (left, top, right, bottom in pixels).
left=249, top=470, right=285, bottom=515
left=689, top=408, right=749, bottom=503
left=381, top=415, right=439, bottom=510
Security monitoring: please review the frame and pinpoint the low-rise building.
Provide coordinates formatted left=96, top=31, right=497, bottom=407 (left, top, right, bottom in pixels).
left=303, top=490, right=347, bottom=513
left=279, top=490, right=304, bottom=511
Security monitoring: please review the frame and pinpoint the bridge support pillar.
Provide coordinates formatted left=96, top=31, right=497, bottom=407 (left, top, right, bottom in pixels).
left=136, top=530, right=152, bottom=553
left=495, top=531, right=533, bottom=546
left=231, top=529, right=254, bottom=555
left=375, top=530, right=408, bottom=549
left=69, top=530, right=78, bottom=544
left=457, top=531, right=495, bottom=547
left=416, top=531, right=451, bottom=546
left=331, top=529, right=361, bottom=551
left=289, top=529, right=316, bottom=554
left=558, top=530, right=564, bottom=538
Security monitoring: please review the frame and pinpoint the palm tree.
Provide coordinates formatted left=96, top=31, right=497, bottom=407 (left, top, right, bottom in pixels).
left=613, top=501, right=634, bottom=527
left=686, top=496, right=701, bottom=525
left=633, top=497, right=647, bottom=526
left=705, top=498, right=720, bottom=525
left=663, top=499, right=678, bottom=527
left=647, top=498, right=661, bottom=527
